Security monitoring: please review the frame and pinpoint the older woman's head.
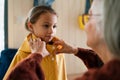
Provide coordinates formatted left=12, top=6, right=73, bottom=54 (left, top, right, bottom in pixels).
left=104, top=0, right=120, bottom=59
left=85, top=0, right=104, bottom=48
left=84, top=0, right=113, bottom=63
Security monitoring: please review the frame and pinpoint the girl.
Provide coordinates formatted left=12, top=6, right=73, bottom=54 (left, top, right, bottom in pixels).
left=4, top=6, right=67, bottom=80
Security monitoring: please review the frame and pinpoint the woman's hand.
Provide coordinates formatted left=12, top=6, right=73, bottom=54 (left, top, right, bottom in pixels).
left=54, top=39, right=78, bottom=54
left=29, top=38, right=49, bottom=57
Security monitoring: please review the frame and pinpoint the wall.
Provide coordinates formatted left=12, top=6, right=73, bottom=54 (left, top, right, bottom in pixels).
left=8, top=0, right=33, bottom=48
left=8, top=0, right=88, bottom=74
left=53, top=0, right=88, bottom=74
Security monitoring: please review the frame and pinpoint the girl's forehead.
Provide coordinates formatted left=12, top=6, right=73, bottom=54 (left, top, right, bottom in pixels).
left=39, top=12, right=57, bottom=17
left=37, top=13, right=57, bottom=23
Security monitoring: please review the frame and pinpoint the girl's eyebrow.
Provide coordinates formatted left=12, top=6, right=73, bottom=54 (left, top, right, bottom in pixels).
left=43, top=22, right=50, bottom=24
left=43, top=22, right=57, bottom=25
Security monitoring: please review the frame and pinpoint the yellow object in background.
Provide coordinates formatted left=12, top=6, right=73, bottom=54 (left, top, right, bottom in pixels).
left=78, top=14, right=89, bottom=30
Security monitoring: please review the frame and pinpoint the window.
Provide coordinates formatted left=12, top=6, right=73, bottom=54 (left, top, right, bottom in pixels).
left=0, top=0, right=4, bottom=53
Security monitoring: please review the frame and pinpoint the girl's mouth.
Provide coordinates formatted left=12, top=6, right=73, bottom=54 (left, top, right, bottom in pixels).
left=45, top=36, right=53, bottom=42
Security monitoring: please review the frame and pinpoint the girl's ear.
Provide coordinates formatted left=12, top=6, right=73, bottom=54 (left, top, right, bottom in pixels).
left=27, top=22, right=33, bottom=32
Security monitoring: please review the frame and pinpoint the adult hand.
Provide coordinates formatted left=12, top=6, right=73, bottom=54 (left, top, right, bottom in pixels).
left=29, top=38, right=49, bottom=57
left=54, top=39, right=78, bottom=54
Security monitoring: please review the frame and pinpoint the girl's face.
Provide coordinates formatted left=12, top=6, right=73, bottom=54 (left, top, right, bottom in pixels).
left=29, top=13, right=57, bottom=43
left=84, top=0, right=103, bottom=48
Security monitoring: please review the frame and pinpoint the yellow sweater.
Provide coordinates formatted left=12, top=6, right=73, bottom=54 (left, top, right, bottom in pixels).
left=3, top=33, right=67, bottom=80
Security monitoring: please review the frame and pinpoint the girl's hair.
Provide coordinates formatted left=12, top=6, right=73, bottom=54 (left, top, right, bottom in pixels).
left=104, top=0, right=120, bottom=58
left=25, top=6, right=57, bottom=31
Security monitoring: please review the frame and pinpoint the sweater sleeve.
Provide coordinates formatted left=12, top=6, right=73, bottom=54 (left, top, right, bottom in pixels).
left=6, top=53, right=45, bottom=80
left=75, top=59, right=120, bottom=80
left=75, top=48, right=104, bottom=69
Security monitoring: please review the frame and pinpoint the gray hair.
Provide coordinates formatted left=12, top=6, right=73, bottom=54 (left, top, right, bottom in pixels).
left=104, top=0, right=120, bottom=58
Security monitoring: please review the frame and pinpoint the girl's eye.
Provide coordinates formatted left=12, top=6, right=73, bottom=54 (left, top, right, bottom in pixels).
left=53, top=25, right=57, bottom=28
left=43, top=24, right=57, bottom=28
left=44, top=25, right=49, bottom=28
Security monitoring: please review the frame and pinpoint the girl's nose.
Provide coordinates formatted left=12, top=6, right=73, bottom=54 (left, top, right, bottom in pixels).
left=48, top=27, right=54, bottom=34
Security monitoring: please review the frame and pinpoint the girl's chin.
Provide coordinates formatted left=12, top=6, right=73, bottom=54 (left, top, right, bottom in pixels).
left=44, top=38, right=53, bottom=43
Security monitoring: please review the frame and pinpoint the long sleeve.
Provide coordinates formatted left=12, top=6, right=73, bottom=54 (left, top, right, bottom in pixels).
left=75, top=59, right=120, bottom=80
left=75, top=48, right=104, bottom=69
left=6, top=53, right=45, bottom=80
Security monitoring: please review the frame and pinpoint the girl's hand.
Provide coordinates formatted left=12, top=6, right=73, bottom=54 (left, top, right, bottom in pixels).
left=29, top=38, right=49, bottom=57
left=54, top=39, right=78, bottom=54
